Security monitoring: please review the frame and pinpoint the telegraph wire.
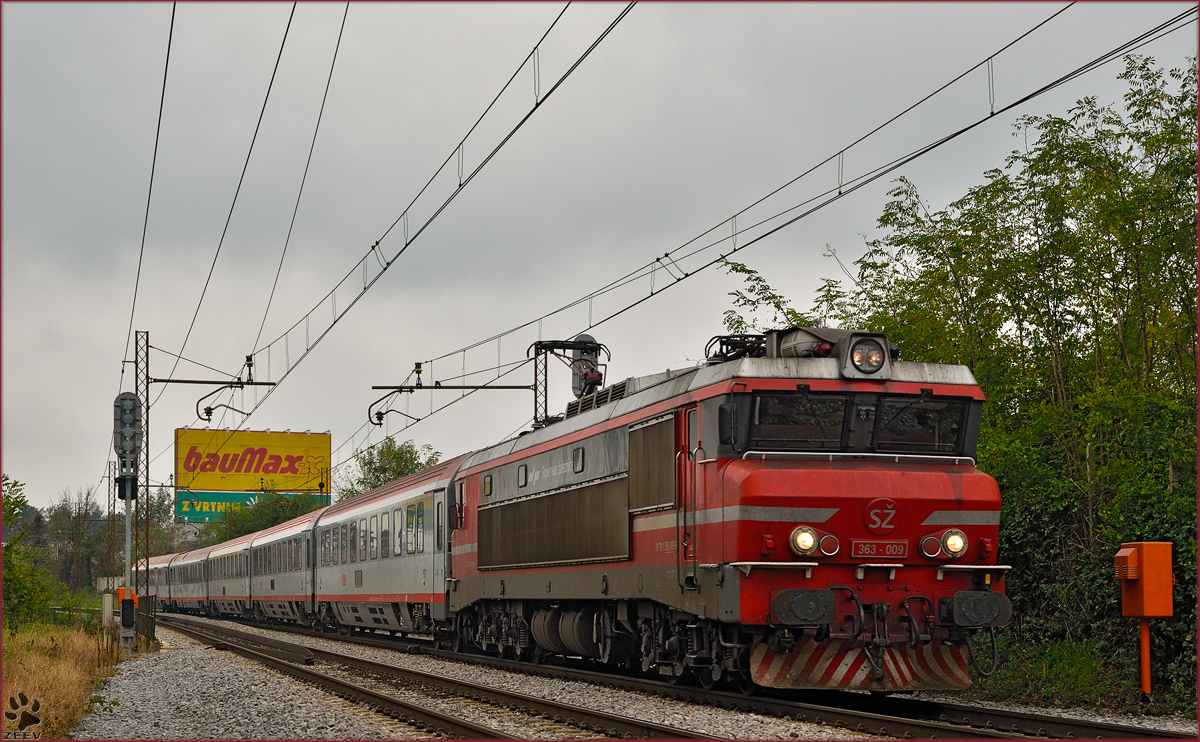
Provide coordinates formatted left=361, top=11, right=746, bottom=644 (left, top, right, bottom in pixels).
left=153, top=2, right=298, bottom=406
left=252, top=2, right=350, bottom=353
left=331, top=5, right=1197, bottom=466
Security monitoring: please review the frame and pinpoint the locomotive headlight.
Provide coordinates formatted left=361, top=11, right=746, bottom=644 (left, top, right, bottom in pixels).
left=850, top=339, right=886, bottom=374
left=790, top=526, right=818, bottom=556
left=941, top=529, right=967, bottom=558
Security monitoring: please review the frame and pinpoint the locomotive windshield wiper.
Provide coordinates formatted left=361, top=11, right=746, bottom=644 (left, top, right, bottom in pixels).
left=878, top=389, right=931, bottom=431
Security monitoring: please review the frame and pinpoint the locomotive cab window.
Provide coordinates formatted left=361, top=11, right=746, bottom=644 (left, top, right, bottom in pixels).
left=750, top=392, right=848, bottom=450
left=874, top=395, right=967, bottom=454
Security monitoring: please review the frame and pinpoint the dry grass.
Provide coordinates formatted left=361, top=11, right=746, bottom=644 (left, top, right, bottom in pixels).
left=2, top=622, right=122, bottom=739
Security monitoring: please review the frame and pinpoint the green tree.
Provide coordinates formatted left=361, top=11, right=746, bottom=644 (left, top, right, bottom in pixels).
left=197, top=491, right=325, bottom=546
left=3, top=475, right=54, bottom=632
left=335, top=437, right=441, bottom=502
left=724, top=56, right=1196, bottom=708
left=718, top=258, right=812, bottom=333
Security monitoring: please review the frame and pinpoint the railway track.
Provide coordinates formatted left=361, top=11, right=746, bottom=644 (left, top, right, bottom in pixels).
left=185, top=614, right=1192, bottom=740
left=158, top=615, right=714, bottom=740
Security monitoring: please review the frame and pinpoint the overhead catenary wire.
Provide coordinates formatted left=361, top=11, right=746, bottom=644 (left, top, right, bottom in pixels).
left=229, top=3, right=635, bottom=428
left=328, top=5, right=1197, bottom=467
left=420, top=2, right=1083, bottom=367
left=252, top=2, right=350, bottom=353
left=122, top=2, right=177, bottom=379
left=153, top=2, right=298, bottom=406
left=96, top=3, right=177, bottom=505
left=133, top=6, right=1195, bottom=484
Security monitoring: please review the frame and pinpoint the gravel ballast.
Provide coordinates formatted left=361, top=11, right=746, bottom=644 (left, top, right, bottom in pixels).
left=72, top=627, right=423, bottom=740
left=170, top=617, right=879, bottom=740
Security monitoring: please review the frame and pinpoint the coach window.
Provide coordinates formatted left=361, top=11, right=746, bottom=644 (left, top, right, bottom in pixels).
left=322, top=529, right=329, bottom=566
left=483, top=475, right=492, bottom=497
left=341, top=524, right=348, bottom=563
left=406, top=505, right=416, bottom=554
left=416, top=502, right=425, bottom=553
left=295, top=537, right=301, bottom=570
left=370, top=515, right=378, bottom=560
left=394, top=509, right=404, bottom=555
left=436, top=502, right=444, bottom=551
left=517, top=465, right=527, bottom=488
left=359, top=518, right=368, bottom=561
left=381, top=512, right=390, bottom=558
left=573, top=447, right=585, bottom=473
left=350, top=521, right=357, bottom=563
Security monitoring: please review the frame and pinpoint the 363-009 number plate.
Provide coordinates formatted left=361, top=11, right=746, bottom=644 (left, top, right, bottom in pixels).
left=850, top=540, right=908, bottom=558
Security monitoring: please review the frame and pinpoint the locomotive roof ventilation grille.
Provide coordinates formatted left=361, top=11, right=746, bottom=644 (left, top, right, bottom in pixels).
left=564, top=380, right=628, bottom=419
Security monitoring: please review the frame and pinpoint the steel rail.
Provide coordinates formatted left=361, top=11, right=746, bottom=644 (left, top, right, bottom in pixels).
left=169, top=616, right=1012, bottom=739
left=161, top=615, right=714, bottom=739
left=200, top=616, right=1192, bottom=740
left=158, top=616, right=510, bottom=739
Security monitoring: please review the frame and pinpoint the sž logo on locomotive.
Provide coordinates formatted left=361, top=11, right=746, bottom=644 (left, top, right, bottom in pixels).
left=863, top=497, right=898, bottom=535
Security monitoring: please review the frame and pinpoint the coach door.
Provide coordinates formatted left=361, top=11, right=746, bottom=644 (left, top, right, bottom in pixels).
left=429, top=489, right=449, bottom=619
left=678, top=405, right=700, bottom=590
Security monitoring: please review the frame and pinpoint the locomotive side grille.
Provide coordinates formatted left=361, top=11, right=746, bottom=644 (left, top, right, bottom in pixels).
left=565, top=381, right=629, bottom=419
left=478, top=476, right=629, bottom=568
left=629, top=416, right=675, bottom=511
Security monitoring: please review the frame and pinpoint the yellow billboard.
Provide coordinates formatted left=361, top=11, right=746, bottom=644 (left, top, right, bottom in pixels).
left=174, top=428, right=331, bottom=493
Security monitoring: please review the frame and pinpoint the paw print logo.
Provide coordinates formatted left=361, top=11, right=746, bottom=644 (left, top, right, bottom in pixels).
left=4, top=692, right=41, bottom=732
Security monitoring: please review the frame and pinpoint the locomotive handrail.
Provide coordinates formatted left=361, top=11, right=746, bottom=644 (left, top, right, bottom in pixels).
left=727, top=561, right=818, bottom=577
left=936, top=564, right=1012, bottom=580
left=742, top=450, right=976, bottom=466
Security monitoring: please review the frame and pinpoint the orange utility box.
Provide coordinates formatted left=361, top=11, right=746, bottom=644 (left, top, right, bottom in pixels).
left=1114, top=541, right=1173, bottom=617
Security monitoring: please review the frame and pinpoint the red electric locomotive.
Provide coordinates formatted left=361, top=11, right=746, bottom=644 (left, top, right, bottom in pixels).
left=446, top=327, right=1010, bottom=692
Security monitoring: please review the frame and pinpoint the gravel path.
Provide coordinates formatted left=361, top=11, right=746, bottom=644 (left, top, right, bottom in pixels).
left=72, top=627, right=429, bottom=740
left=174, top=616, right=879, bottom=740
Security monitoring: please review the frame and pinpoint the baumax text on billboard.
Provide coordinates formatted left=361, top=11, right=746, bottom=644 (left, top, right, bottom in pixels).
left=175, top=428, right=331, bottom=493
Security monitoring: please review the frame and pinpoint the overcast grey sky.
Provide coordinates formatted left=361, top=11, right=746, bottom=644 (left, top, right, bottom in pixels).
left=3, top=2, right=1196, bottom=509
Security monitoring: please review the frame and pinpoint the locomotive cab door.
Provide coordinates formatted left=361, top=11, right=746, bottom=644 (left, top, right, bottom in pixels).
left=678, top=406, right=700, bottom=589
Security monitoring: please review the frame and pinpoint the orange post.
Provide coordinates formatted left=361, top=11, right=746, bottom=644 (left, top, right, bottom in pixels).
left=1139, top=618, right=1151, bottom=695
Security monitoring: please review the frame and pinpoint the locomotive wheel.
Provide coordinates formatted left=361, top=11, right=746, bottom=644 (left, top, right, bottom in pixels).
left=666, top=662, right=689, bottom=685
left=698, top=666, right=718, bottom=690
left=735, top=670, right=758, bottom=696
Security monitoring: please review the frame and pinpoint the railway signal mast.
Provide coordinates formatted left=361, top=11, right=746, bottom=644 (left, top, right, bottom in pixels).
left=112, top=391, right=142, bottom=652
